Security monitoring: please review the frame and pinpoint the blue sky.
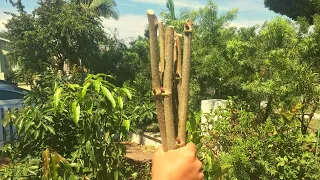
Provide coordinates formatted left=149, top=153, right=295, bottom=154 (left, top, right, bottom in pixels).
left=0, top=0, right=279, bottom=39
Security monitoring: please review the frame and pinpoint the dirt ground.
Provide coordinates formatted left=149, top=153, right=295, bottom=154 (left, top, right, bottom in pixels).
left=0, top=158, right=9, bottom=167
left=0, top=142, right=156, bottom=168
left=124, top=142, right=156, bottom=162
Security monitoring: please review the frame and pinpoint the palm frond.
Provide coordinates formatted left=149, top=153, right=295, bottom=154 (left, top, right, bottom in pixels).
left=166, top=0, right=176, bottom=20
left=89, top=0, right=119, bottom=19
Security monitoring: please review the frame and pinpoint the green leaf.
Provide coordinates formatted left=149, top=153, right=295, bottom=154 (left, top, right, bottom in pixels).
left=53, top=87, right=63, bottom=113
left=34, top=131, right=39, bottom=139
left=118, top=96, right=123, bottom=110
left=131, top=172, right=138, bottom=178
left=114, top=171, right=119, bottom=180
left=67, top=84, right=81, bottom=90
left=80, top=82, right=91, bottom=99
left=85, top=140, right=92, bottom=152
left=122, top=120, right=130, bottom=131
left=93, top=77, right=102, bottom=93
left=101, top=86, right=116, bottom=108
left=88, top=102, right=94, bottom=115
left=85, top=74, right=94, bottom=81
left=47, top=125, right=55, bottom=135
left=72, top=101, right=80, bottom=125
left=190, top=117, right=197, bottom=131
left=122, top=88, right=132, bottom=100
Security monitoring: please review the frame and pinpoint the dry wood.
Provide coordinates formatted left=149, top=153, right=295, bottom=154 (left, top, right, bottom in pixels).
left=158, top=22, right=165, bottom=83
left=174, top=32, right=177, bottom=63
left=163, top=26, right=177, bottom=150
left=178, top=19, right=193, bottom=147
left=147, top=9, right=168, bottom=151
left=176, top=34, right=182, bottom=79
left=174, top=33, right=182, bottom=137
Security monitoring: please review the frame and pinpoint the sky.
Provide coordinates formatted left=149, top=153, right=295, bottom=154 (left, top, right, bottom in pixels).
left=0, top=0, right=279, bottom=40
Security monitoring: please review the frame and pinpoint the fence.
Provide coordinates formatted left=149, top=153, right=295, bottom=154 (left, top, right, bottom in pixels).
left=0, top=99, right=23, bottom=149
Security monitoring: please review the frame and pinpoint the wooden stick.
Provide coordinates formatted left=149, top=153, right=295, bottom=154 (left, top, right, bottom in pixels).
left=176, top=34, right=182, bottom=79
left=175, top=33, right=182, bottom=137
left=174, top=32, right=177, bottom=64
left=163, top=26, right=177, bottom=150
left=178, top=19, right=193, bottom=147
left=159, top=22, right=165, bottom=84
left=147, top=9, right=168, bottom=151
left=172, top=32, right=181, bottom=137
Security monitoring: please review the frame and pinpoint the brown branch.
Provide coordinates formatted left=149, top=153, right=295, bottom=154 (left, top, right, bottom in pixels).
left=178, top=20, right=193, bottom=147
left=176, top=34, right=182, bottom=79
left=174, top=33, right=182, bottom=137
left=163, top=26, right=177, bottom=150
left=147, top=9, right=168, bottom=151
left=158, top=21, right=165, bottom=84
left=174, top=32, right=177, bottom=64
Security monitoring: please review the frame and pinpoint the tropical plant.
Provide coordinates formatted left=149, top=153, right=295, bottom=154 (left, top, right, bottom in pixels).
left=206, top=100, right=320, bottom=179
left=1, top=70, right=134, bottom=179
left=72, top=0, right=119, bottom=19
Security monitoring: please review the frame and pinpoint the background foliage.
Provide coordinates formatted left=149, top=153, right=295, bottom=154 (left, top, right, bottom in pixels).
left=2, top=0, right=320, bottom=179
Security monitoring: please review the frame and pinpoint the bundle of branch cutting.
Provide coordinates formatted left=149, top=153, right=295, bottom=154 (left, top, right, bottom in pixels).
left=147, top=9, right=192, bottom=151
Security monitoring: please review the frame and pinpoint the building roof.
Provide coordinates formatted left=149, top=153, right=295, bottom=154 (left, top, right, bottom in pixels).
left=0, top=80, right=28, bottom=95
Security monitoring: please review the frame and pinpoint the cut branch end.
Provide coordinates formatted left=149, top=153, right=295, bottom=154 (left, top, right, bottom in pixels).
left=147, top=9, right=155, bottom=15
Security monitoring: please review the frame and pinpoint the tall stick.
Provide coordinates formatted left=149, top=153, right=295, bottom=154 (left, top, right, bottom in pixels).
left=159, top=22, right=165, bottom=83
left=147, top=10, right=168, bottom=151
left=176, top=34, right=182, bottom=79
left=175, top=34, right=182, bottom=137
left=173, top=33, right=182, bottom=136
left=178, top=20, right=193, bottom=147
left=163, top=26, right=177, bottom=150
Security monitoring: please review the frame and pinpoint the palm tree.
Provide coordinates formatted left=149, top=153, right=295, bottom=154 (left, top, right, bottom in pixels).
left=166, top=0, right=176, bottom=20
left=164, top=0, right=190, bottom=21
left=74, top=0, right=119, bottom=20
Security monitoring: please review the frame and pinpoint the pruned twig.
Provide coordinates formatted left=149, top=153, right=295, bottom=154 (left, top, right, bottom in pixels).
left=158, top=21, right=165, bottom=83
left=178, top=19, right=193, bottom=147
left=147, top=9, right=168, bottom=151
left=163, top=26, right=177, bottom=150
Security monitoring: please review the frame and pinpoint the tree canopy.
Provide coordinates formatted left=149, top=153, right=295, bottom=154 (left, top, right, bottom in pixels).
left=264, top=0, right=320, bottom=22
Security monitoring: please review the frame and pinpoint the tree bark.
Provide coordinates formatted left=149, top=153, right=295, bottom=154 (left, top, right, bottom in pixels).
left=163, top=26, right=177, bottom=150
left=176, top=34, right=182, bottom=79
left=147, top=10, right=168, bottom=151
left=158, top=22, right=165, bottom=84
left=174, top=33, right=182, bottom=137
left=178, top=20, right=193, bottom=147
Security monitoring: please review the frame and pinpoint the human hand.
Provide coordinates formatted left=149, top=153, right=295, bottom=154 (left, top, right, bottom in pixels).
left=151, top=142, right=204, bottom=180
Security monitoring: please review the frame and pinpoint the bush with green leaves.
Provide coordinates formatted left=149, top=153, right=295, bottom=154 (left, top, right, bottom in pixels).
left=186, top=110, right=231, bottom=180
left=204, top=101, right=320, bottom=179
left=0, top=70, right=139, bottom=179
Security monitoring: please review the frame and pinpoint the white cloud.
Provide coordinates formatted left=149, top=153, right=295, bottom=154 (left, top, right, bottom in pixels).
left=228, top=22, right=248, bottom=28
left=102, top=14, right=147, bottom=40
left=131, top=0, right=205, bottom=8
left=218, top=0, right=268, bottom=12
left=228, top=19, right=266, bottom=28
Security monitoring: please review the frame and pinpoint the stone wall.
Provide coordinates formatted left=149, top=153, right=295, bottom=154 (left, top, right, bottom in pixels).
left=201, top=99, right=227, bottom=131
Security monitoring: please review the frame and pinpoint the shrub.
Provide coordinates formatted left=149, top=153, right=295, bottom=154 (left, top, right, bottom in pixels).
left=1, top=70, right=136, bottom=179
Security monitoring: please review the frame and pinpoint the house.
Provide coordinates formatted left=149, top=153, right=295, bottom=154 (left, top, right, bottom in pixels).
left=0, top=37, right=11, bottom=80
left=0, top=80, right=27, bottom=147
left=0, top=80, right=26, bottom=100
